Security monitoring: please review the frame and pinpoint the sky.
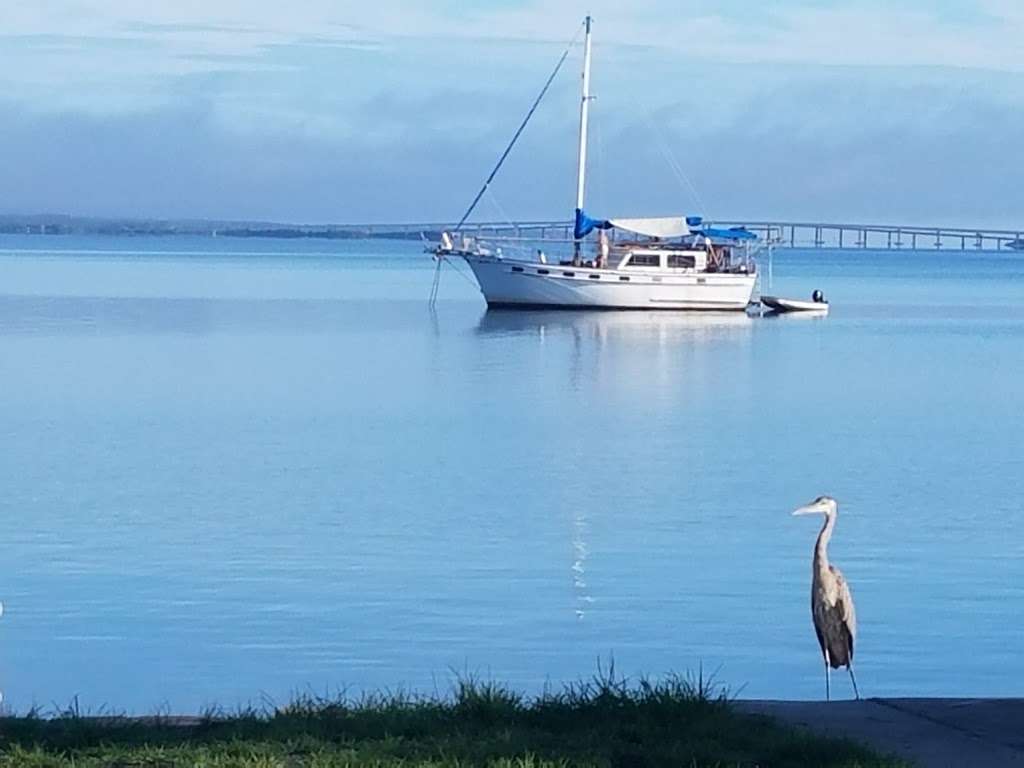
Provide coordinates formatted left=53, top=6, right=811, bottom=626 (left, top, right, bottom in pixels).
left=1, top=1, right=1023, bottom=226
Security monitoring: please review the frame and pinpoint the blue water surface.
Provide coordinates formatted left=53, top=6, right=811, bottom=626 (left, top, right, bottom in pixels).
left=0, top=234, right=1022, bottom=712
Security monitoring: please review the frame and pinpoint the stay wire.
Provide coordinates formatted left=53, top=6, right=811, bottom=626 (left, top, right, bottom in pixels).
left=453, top=22, right=584, bottom=233
left=630, top=93, right=709, bottom=218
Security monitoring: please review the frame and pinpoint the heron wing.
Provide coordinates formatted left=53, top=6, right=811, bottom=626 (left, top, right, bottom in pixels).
left=831, top=565, right=856, bottom=659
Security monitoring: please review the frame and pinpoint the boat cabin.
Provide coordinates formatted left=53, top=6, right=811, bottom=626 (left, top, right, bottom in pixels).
left=565, top=214, right=758, bottom=274
left=609, top=242, right=747, bottom=273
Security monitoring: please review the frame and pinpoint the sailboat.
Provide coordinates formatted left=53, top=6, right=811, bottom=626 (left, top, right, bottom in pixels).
left=432, top=16, right=761, bottom=311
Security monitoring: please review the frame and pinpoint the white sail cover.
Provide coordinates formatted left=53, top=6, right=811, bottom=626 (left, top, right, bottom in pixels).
left=608, top=216, right=688, bottom=238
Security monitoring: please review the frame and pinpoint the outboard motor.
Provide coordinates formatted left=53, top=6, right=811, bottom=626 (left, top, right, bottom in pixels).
left=812, top=289, right=826, bottom=304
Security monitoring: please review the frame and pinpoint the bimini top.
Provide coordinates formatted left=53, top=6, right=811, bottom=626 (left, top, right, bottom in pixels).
left=574, top=210, right=756, bottom=242
left=608, top=216, right=689, bottom=238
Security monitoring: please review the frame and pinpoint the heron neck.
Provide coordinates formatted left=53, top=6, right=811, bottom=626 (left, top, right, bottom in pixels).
left=813, top=510, right=836, bottom=572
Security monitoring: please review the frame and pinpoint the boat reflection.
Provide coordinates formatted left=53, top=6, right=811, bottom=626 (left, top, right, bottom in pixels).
left=571, top=507, right=593, bottom=620
left=476, top=308, right=755, bottom=402
left=475, top=311, right=756, bottom=620
left=760, top=308, right=830, bottom=321
left=476, top=308, right=754, bottom=342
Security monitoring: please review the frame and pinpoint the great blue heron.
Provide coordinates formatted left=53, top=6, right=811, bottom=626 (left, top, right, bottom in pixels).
left=793, top=495, right=860, bottom=701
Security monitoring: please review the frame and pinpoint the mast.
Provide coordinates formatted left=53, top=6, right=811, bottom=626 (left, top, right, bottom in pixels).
left=573, top=15, right=593, bottom=263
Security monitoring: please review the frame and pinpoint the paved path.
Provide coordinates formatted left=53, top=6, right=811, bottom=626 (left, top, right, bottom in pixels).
left=737, top=699, right=1024, bottom=767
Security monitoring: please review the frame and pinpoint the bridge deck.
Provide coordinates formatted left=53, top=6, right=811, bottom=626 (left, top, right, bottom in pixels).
left=346, top=220, right=1024, bottom=251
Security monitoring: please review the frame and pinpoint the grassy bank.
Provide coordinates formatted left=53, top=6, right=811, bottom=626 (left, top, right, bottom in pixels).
left=0, top=671, right=904, bottom=767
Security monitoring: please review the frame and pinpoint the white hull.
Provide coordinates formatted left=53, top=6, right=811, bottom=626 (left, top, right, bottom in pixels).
left=761, top=295, right=829, bottom=314
left=462, top=255, right=756, bottom=311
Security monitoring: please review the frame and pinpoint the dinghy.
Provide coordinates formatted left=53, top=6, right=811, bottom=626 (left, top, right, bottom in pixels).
left=761, top=291, right=829, bottom=314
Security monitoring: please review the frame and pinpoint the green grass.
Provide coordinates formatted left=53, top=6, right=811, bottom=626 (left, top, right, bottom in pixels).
left=0, top=668, right=906, bottom=767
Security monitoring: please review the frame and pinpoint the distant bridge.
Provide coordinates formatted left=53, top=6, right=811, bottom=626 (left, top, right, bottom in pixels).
left=340, top=220, right=1024, bottom=251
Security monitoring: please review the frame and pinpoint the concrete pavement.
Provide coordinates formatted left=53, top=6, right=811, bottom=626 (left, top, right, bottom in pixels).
left=737, top=698, right=1024, bottom=767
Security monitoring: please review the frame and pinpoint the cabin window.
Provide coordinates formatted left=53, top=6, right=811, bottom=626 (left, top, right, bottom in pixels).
left=511, top=266, right=524, bottom=273
left=589, top=274, right=600, bottom=280
left=537, top=269, right=550, bottom=275
left=627, top=253, right=661, bottom=267
left=667, top=254, right=696, bottom=268
left=562, top=271, right=575, bottom=277
left=619, top=276, right=630, bottom=281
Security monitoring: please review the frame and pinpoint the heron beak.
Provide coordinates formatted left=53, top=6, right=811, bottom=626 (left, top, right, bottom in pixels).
left=792, top=501, right=826, bottom=516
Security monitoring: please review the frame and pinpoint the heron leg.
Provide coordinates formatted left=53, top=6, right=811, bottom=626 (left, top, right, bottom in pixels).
left=823, top=649, right=831, bottom=702
left=848, top=664, right=860, bottom=700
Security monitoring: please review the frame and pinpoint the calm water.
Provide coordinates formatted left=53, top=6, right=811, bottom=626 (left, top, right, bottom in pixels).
left=1, top=235, right=1023, bottom=712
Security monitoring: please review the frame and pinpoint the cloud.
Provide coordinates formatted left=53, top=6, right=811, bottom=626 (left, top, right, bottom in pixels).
left=5, top=0, right=1024, bottom=94
left=0, top=98, right=504, bottom=223
left=1, top=62, right=1021, bottom=227
left=2, top=1, right=1022, bottom=127
left=1, top=2, right=1022, bottom=224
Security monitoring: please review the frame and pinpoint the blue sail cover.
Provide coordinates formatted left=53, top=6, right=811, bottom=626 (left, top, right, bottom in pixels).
left=574, top=208, right=612, bottom=239
left=700, top=226, right=757, bottom=241
left=687, top=215, right=757, bottom=241
left=576, top=210, right=756, bottom=242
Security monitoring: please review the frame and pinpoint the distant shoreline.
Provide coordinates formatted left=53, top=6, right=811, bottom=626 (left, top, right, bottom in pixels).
left=0, top=215, right=436, bottom=241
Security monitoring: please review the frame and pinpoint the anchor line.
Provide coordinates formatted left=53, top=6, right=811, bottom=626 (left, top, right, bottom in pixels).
left=427, top=250, right=480, bottom=307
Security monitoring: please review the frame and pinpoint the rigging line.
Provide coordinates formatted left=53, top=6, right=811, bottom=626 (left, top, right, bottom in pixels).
left=653, top=115, right=707, bottom=216
left=482, top=189, right=539, bottom=258
left=485, top=187, right=515, bottom=230
left=653, top=113, right=703, bottom=213
left=453, top=22, right=584, bottom=233
left=443, top=254, right=480, bottom=287
left=630, top=93, right=709, bottom=217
